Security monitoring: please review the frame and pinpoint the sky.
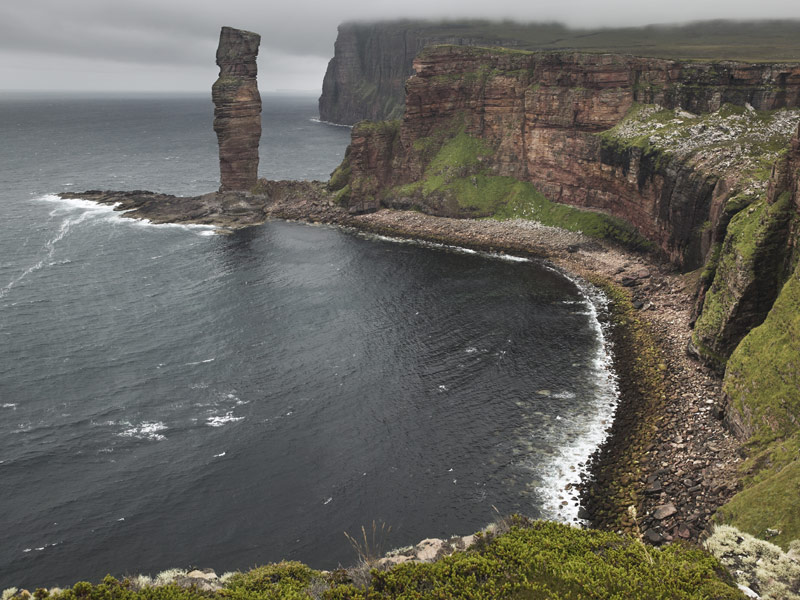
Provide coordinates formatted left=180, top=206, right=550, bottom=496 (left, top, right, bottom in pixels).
left=1, top=0, right=800, bottom=94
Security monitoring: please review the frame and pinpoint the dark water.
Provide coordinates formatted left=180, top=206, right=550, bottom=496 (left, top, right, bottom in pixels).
left=0, top=94, right=617, bottom=589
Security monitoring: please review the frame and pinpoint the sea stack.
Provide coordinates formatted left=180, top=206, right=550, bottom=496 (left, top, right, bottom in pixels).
left=212, top=26, right=262, bottom=192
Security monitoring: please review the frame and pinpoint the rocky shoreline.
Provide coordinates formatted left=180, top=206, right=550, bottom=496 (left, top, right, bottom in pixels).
left=59, top=182, right=743, bottom=547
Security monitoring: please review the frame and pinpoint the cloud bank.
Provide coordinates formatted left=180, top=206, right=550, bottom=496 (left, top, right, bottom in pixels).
left=1, top=0, right=799, bottom=92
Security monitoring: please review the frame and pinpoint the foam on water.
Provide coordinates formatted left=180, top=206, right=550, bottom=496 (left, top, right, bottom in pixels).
left=22, top=542, right=61, bottom=554
left=117, top=421, right=168, bottom=442
left=308, top=117, right=353, bottom=129
left=38, top=193, right=217, bottom=235
left=532, top=267, right=620, bottom=524
left=365, top=232, right=530, bottom=263
left=129, top=218, right=217, bottom=234
left=185, top=358, right=215, bottom=366
left=0, top=198, right=98, bottom=300
left=206, top=413, right=244, bottom=427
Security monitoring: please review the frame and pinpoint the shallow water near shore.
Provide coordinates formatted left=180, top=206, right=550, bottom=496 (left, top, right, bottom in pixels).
left=0, top=93, right=617, bottom=588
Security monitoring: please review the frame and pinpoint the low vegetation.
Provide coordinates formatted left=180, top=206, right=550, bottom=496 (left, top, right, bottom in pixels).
left=599, top=103, right=800, bottom=194
left=706, top=524, right=800, bottom=599
left=387, top=130, right=654, bottom=251
left=691, top=192, right=796, bottom=369
left=3, top=519, right=745, bottom=600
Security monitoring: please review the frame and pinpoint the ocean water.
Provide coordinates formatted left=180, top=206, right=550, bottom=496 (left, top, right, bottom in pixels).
left=0, top=93, right=617, bottom=588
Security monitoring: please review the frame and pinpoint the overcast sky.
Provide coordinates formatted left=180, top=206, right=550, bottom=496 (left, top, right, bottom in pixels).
left=1, top=0, right=800, bottom=94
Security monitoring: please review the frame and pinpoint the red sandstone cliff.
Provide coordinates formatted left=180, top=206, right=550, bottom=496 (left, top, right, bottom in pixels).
left=339, top=46, right=800, bottom=269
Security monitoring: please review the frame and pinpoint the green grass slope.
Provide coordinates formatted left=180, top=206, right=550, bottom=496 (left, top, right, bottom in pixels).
left=384, top=129, right=653, bottom=251
left=716, top=261, right=800, bottom=549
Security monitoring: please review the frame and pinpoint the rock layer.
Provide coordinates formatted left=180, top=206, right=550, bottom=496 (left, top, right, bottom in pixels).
left=212, top=26, right=262, bottom=192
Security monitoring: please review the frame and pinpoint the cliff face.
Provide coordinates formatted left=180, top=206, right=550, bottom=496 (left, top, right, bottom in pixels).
left=718, top=124, right=800, bottom=427
left=212, top=26, right=262, bottom=192
left=710, top=124, right=800, bottom=548
left=337, top=46, right=800, bottom=269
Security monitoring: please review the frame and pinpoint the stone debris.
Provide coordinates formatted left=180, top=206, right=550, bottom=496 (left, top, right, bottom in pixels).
left=173, top=569, right=222, bottom=592
left=653, top=504, right=678, bottom=520
left=377, top=533, right=479, bottom=568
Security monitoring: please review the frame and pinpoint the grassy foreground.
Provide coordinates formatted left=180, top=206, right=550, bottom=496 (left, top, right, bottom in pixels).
left=4, top=520, right=744, bottom=600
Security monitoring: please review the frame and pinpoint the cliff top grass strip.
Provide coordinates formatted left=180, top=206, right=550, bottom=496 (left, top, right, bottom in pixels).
left=599, top=103, right=800, bottom=196
left=345, top=19, right=800, bottom=63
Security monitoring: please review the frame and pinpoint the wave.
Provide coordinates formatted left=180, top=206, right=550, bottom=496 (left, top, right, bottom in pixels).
left=116, top=421, right=168, bottom=441
left=533, top=268, right=620, bottom=524
left=1, top=193, right=218, bottom=301
left=22, top=540, right=62, bottom=554
left=206, top=412, right=244, bottom=427
left=185, top=358, right=216, bottom=366
left=39, top=193, right=217, bottom=233
left=129, top=218, right=217, bottom=234
left=0, top=200, right=95, bottom=299
left=363, top=232, right=530, bottom=263
left=309, top=117, right=353, bottom=129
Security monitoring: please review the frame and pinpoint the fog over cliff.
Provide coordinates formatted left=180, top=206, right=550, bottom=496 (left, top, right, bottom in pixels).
left=1, top=0, right=800, bottom=92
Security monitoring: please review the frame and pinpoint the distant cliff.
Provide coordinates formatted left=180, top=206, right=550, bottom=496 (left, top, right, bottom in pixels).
left=318, top=19, right=800, bottom=125
left=318, top=22, right=517, bottom=125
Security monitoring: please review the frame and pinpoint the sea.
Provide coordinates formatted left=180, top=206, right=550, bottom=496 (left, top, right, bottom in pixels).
left=0, top=92, right=618, bottom=589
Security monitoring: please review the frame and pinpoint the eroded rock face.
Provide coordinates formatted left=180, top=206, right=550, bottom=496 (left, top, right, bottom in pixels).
left=212, top=26, right=261, bottom=192
left=339, top=45, right=800, bottom=269
left=691, top=122, right=800, bottom=369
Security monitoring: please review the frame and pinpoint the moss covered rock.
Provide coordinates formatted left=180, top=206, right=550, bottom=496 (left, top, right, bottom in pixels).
left=691, top=192, right=796, bottom=370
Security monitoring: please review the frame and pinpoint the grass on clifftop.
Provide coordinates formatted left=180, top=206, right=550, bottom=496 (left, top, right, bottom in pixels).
left=389, top=131, right=653, bottom=251
left=10, top=520, right=744, bottom=600
left=599, top=103, right=800, bottom=196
